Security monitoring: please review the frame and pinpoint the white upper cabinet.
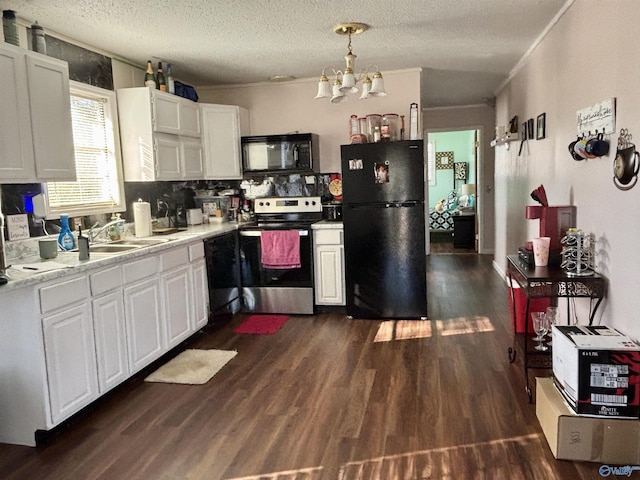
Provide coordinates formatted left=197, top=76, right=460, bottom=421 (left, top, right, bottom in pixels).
left=0, top=43, right=76, bottom=182
left=200, top=103, right=249, bottom=180
left=117, top=87, right=203, bottom=181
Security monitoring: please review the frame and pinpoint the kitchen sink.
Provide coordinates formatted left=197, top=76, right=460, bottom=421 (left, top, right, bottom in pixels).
left=110, top=238, right=173, bottom=246
left=89, top=244, right=141, bottom=253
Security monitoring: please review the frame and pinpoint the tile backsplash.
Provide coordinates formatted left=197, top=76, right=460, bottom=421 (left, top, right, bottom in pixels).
left=1, top=173, right=338, bottom=241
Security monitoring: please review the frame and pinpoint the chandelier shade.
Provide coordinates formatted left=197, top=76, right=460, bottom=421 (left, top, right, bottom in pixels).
left=314, top=22, right=387, bottom=102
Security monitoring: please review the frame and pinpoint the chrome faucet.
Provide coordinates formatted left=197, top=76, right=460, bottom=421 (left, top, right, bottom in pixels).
left=88, top=218, right=125, bottom=243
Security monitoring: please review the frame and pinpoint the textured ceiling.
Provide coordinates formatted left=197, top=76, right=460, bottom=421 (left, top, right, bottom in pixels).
left=2, top=0, right=568, bottom=107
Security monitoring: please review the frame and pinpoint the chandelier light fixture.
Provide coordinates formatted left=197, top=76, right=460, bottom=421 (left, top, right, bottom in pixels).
left=314, top=22, right=387, bottom=103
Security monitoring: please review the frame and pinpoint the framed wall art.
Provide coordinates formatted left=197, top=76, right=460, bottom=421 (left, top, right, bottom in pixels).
left=536, top=113, right=546, bottom=139
left=454, top=162, right=467, bottom=180
left=435, top=151, right=454, bottom=169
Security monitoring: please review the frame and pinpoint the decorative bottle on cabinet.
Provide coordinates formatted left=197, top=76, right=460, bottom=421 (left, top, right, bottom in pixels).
left=144, top=60, right=156, bottom=88
left=166, top=63, right=175, bottom=94
left=156, top=62, right=166, bottom=92
left=58, top=214, right=75, bottom=251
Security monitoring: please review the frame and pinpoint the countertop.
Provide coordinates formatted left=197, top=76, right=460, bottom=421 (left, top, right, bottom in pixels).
left=311, top=220, right=343, bottom=230
left=1, top=222, right=239, bottom=293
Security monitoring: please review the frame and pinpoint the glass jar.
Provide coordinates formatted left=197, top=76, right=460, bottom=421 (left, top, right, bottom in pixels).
left=358, top=117, right=367, bottom=141
left=366, top=114, right=382, bottom=142
left=382, top=113, right=400, bottom=141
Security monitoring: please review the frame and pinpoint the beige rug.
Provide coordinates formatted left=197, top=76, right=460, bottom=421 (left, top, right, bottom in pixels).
left=144, top=349, right=237, bottom=385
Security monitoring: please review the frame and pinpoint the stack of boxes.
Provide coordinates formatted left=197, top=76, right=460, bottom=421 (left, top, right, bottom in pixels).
left=537, top=325, right=640, bottom=463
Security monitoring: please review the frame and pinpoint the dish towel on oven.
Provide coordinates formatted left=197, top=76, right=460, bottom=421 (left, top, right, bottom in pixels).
left=260, top=230, right=301, bottom=269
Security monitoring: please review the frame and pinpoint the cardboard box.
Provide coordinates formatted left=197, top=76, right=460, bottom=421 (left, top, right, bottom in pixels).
left=536, top=377, right=640, bottom=463
left=552, top=325, right=640, bottom=418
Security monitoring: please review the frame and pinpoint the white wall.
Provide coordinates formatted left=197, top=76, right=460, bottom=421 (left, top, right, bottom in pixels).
left=493, top=0, right=639, bottom=339
left=196, top=69, right=422, bottom=173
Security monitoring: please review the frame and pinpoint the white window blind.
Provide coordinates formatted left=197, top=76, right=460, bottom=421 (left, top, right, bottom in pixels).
left=46, top=82, right=124, bottom=217
left=427, top=139, right=436, bottom=186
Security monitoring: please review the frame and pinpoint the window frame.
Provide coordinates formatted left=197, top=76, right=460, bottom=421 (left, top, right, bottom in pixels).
left=43, top=80, right=125, bottom=219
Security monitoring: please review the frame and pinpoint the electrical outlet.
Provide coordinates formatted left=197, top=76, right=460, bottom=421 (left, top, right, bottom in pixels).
left=73, top=217, right=83, bottom=231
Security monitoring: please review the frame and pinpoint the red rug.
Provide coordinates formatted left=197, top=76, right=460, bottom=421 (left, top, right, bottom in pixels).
left=234, top=315, right=289, bottom=335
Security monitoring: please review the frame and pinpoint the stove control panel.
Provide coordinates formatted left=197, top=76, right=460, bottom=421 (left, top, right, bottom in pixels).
left=254, top=196, right=322, bottom=214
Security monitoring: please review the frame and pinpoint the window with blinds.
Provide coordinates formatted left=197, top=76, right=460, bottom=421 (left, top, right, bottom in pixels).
left=45, top=81, right=124, bottom=217
left=427, top=139, right=436, bottom=186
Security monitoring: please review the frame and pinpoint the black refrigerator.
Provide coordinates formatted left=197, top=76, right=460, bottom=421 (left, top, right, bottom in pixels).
left=341, top=140, right=427, bottom=319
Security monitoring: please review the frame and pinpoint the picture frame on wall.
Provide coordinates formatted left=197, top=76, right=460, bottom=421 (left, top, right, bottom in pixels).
left=454, top=162, right=467, bottom=180
left=527, top=118, right=535, bottom=140
left=536, top=113, right=546, bottom=139
left=435, top=151, right=454, bottom=169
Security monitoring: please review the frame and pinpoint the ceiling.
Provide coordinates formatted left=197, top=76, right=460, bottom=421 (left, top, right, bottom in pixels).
left=3, top=0, right=568, bottom=108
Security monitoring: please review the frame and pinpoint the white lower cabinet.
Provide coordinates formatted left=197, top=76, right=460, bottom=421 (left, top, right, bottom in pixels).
left=42, top=302, right=99, bottom=425
left=189, top=241, right=209, bottom=330
left=313, top=226, right=346, bottom=306
left=161, top=264, right=192, bottom=348
left=124, top=277, right=164, bottom=374
left=90, top=265, right=128, bottom=394
left=191, top=258, right=209, bottom=330
left=0, top=238, right=213, bottom=446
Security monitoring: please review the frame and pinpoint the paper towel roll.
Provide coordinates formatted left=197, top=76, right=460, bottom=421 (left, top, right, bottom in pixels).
left=133, top=201, right=152, bottom=238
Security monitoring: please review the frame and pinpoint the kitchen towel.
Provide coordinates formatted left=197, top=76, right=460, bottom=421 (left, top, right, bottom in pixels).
left=133, top=201, right=152, bottom=238
left=260, top=230, right=300, bottom=269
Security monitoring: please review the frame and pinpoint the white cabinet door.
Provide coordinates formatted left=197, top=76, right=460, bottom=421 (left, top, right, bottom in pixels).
left=42, top=302, right=98, bottom=425
left=25, top=52, right=76, bottom=180
left=0, top=44, right=75, bottom=182
left=154, top=133, right=182, bottom=180
left=152, top=91, right=181, bottom=134
left=92, top=291, right=129, bottom=393
left=0, top=45, right=35, bottom=180
left=201, top=104, right=248, bottom=180
left=191, top=258, right=209, bottom=330
left=123, top=278, right=164, bottom=374
left=181, top=137, right=204, bottom=179
left=314, top=244, right=345, bottom=305
left=314, top=228, right=346, bottom=306
left=180, top=101, right=201, bottom=137
left=161, top=264, right=193, bottom=348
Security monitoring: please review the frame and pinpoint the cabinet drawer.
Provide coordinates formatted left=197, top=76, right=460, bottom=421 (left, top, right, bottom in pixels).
left=40, top=276, right=89, bottom=315
left=314, top=229, right=343, bottom=245
left=90, top=265, right=122, bottom=296
left=160, top=246, right=189, bottom=271
left=122, top=256, right=158, bottom=284
left=189, top=241, right=205, bottom=261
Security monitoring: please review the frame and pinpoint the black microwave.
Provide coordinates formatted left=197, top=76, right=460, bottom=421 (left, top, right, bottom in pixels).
left=241, top=133, right=319, bottom=174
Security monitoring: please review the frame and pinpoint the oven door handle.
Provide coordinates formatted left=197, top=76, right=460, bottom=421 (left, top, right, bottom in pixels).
left=240, top=230, right=308, bottom=237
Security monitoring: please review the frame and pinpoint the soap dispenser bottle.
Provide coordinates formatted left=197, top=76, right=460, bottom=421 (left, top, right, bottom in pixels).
left=58, top=214, right=76, bottom=251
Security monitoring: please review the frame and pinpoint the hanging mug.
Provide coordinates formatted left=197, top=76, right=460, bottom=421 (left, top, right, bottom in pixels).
left=568, top=137, right=583, bottom=161
left=586, top=133, right=609, bottom=157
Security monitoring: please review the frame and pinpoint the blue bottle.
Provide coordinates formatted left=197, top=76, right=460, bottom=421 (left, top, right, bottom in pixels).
left=58, top=214, right=76, bottom=251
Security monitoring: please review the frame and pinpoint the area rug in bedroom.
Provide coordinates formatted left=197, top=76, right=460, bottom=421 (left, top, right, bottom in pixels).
left=234, top=314, right=289, bottom=335
left=144, top=349, right=237, bottom=385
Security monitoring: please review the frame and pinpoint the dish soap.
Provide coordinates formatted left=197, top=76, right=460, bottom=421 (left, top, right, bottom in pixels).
left=58, top=214, right=76, bottom=251
left=108, top=213, right=122, bottom=241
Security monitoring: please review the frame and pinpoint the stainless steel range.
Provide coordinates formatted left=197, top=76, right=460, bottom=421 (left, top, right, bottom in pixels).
left=239, top=196, right=322, bottom=314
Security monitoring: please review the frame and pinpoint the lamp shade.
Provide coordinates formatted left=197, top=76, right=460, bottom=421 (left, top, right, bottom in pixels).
left=369, top=72, right=387, bottom=96
left=461, top=184, right=476, bottom=196
left=331, top=80, right=347, bottom=103
left=314, top=75, right=331, bottom=99
left=359, top=76, right=372, bottom=99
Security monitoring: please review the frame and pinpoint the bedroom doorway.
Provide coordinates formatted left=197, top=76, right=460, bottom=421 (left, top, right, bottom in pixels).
left=426, top=129, right=479, bottom=254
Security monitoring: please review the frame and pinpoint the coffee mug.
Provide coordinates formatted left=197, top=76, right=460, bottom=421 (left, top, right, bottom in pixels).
left=39, top=238, right=58, bottom=259
left=574, top=138, right=595, bottom=159
left=568, top=138, right=583, bottom=161
left=586, top=133, right=609, bottom=157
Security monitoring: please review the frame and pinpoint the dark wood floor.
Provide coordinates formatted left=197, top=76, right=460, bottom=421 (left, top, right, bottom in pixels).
left=0, top=255, right=603, bottom=479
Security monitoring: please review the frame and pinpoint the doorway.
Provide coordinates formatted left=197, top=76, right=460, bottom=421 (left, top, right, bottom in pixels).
left=426, top=129, right=479, bottom=254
